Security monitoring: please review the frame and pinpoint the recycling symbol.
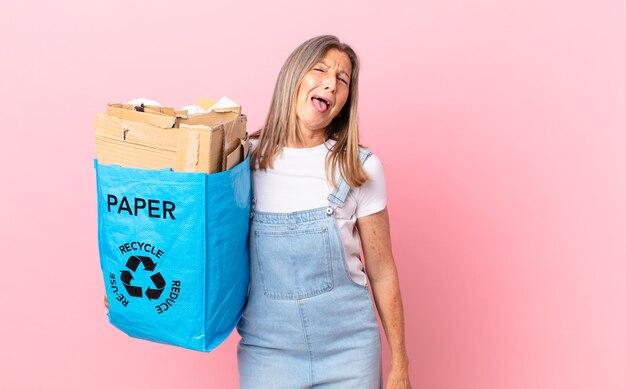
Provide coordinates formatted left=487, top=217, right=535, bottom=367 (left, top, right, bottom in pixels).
left=120, top=255, right=166, bottom=300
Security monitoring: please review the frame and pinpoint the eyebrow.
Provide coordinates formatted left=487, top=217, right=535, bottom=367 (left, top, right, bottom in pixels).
left=320, top=61, right=351, bottom=79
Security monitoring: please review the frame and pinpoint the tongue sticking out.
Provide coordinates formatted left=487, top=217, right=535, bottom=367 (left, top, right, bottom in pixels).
left=311, top=97, right=329, bottom=113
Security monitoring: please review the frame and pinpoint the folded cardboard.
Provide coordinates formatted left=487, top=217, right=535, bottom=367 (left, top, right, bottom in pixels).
left=94, top=98, right=248, bottom=173
left=225, top=134, right=251, bottom=171
left=176, top=123, right=225, bottom=173
left=107, top=105, right=178, bottom=129
left=94, top=114, right=178, bottom=170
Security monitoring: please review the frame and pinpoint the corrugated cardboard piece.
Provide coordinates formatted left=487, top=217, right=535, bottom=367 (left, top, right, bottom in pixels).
left=94, top=98, right=249, bottom=173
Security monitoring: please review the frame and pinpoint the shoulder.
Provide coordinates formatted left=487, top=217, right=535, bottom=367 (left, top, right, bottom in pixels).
left=249, top=136, right=260, bottom=152
left=354, top=145, right=385, bottom=184
left=361, top=151, right=384, bottom=181
left=352, top=148, right=387, bottom=218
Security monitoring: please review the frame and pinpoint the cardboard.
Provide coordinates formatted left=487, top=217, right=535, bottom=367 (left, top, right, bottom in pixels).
left=242, top=133, right=250, bottom=160
left=95, top=99, right=248, bottom=173
left=176, top=111, right=246, bottom=137
left=107, top=105, right=177, bottom=128
left=196, top=98, right=241, bottom=113
left=225, top=143, right=243, bottom=170
left=225, top=134, right=250, bottom=170
left=175, top=123, right=225, bottom=174
left=195, top=98, right=218, bottom=111
left=108, top=103, right=187, bottom=118
left=94, top=114, right=178, bottom=170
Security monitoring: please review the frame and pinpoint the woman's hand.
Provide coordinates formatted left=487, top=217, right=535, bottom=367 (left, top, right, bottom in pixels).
left=385, top=360, right=412, bottom=388
left=104, top=295, right=109, bottom=310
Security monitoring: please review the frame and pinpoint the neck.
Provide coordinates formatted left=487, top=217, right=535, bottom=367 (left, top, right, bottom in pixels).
left=287, top=126, right=326, bottom=148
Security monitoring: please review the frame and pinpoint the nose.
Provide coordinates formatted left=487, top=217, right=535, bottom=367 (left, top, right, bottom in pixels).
left=323, top=74, right=337, bottom=93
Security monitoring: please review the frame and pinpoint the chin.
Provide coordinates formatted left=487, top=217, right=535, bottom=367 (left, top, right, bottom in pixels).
left=310, top=125, right=329, bottom=133
left=302, top=121, right=328, bottom=132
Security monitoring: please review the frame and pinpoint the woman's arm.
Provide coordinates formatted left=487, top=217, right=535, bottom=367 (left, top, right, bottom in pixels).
left=357, top=207, right=411, bottom=388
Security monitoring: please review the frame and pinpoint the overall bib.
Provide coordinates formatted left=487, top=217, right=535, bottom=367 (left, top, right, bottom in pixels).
left=237, top=150, right=383, bottom=388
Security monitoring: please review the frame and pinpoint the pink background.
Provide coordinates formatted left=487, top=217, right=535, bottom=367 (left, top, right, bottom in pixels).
left=1, top=0, right=625, bottom=388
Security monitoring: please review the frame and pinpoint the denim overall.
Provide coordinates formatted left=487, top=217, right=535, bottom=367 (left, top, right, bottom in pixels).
left=237, top=149, right=383, bottom=388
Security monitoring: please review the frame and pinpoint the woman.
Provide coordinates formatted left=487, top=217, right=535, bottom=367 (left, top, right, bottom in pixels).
left=237, top=35, right=411, bottom=388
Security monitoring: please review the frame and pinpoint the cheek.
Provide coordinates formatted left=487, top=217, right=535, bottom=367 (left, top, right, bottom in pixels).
left=336, top=91, right=350, bottom=112
left=296, top=90, right=305, bottom=107
left=300, top=74, right=316, bottom=90
left=298, top=80, right=313, bottom=104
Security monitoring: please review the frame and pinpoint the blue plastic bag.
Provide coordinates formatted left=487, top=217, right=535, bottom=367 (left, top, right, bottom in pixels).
left=95, top=155, right=250, bottom=352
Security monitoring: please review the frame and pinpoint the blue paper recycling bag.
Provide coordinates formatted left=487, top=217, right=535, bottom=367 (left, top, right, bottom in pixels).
left=95, top=155, right=250, bottom=352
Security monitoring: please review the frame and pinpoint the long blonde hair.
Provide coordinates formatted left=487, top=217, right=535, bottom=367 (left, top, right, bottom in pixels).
left=251, top=35, right=368, bottom=188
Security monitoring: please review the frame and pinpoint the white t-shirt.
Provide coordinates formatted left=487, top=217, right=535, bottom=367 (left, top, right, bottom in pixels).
left=251, top=139, right=386, bottom=286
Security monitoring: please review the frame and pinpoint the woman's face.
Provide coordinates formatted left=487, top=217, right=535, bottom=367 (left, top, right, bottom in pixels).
left=295, top=48, right=352, bottom=136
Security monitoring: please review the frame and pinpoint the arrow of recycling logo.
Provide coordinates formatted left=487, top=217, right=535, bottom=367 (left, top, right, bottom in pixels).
left=120, top=255, right=166, bottom=300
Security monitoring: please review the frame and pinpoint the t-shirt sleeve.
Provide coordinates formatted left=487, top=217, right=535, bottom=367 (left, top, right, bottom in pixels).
left=355, top=153, right=387, bottom=218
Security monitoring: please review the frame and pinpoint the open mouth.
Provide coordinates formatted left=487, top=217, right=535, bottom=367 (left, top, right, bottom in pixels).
left=311, top=95, right=331, bottom=113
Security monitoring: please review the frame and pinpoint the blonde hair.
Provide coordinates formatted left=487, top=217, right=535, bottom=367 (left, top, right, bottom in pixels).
left=251, top=35, right=368, bottom=188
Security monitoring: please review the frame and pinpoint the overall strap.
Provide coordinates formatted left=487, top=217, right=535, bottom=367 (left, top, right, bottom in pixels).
left=250, top=161, right=256, bottom=219
left=327, top=148, right=372, bottom=212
